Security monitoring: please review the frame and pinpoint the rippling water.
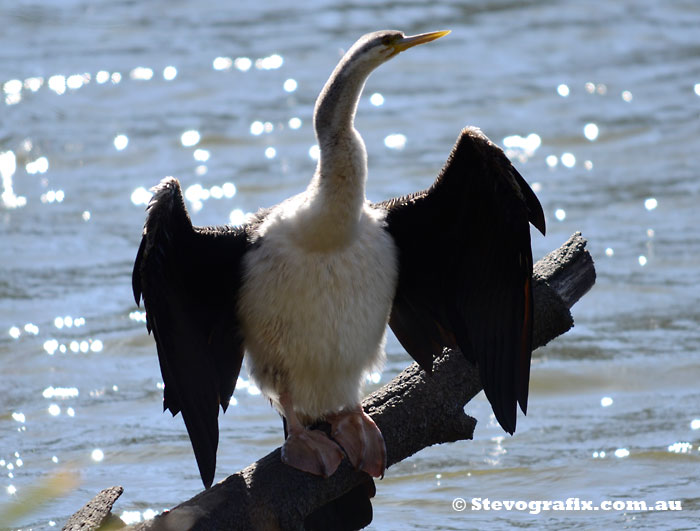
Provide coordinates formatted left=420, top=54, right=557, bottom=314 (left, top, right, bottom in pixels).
left=2, top=1, right=699, bottom=529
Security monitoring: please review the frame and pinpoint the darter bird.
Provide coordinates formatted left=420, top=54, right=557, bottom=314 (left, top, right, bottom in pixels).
left=132, top=29, right=546, bottom=489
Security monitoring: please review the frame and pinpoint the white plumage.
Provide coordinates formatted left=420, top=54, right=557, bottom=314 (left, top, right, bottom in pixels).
left=239, top=198, right=398, bottom=422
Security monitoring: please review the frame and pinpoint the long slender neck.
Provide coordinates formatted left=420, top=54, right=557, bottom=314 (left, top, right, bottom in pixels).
left=314, top=54, right=369, bottom=146
left=296, top=50, right=378, bottom=250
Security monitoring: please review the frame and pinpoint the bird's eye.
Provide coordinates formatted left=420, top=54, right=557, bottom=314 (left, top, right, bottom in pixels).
left=381, top=35, right=393, bottom=46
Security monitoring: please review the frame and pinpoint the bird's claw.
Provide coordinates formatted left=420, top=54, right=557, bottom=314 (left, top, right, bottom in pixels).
left=281, top=428, right=344, bottom=478
left=329, top=408, right=386, bottom=478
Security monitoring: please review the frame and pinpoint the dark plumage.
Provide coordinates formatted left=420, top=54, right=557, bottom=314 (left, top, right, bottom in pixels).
left=133, top=30, right=545, bottom=489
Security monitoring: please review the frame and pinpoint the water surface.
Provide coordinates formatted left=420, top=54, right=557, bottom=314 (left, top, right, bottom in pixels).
left=1, top=1, right=699, bottom=529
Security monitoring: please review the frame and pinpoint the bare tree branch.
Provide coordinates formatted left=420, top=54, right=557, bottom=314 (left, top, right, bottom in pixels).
left=67, top=232, right=595, bottom=531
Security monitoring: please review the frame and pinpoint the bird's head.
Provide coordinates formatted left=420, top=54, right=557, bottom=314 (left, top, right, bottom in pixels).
left=343, top=29, right=451, bottom=71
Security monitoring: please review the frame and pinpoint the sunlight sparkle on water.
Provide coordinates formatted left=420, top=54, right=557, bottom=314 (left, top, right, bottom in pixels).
left=91, top=449, right=104, bottom=462
left=210, top=186, right=223, bottom=199
left=54, top=316, right=85, bottom=329
left=41, top=190, right=65, bottom=204
left=309, top=145, right=320, bottom=161
left=288, top=117, right=302, bottom=130
left=43, top=386, right=79, bottom=399
left=48, top=75, right=66, bottom=95
left=181, top=130, right=201, bottom=147
left=283, top=78, right=297, bottom=92
left=644, top=197, right=658, bottom=210
left=694, top=83, right=700, bottom=97
left=638, top=255, right=648, bottom=266
left=7, top=485, right=16, bottom=495
left=185, top=184, right=213, bottom=204
left=265, top=147, right=277, bottom=159
left=26, top=156, right=49, bottom=174
left=11, top=412, right=25, bottom=423
left=194, top=149, right=210, bottom=162
left=504, top=133, right=541, bottom=162
left=114, top=134, right=129, bottom=151
left=622, top=90, right=633, bottom=102
left=163, top=66, right=177, bottom=81
left=370, top=92, right=385, bottom=106
left=545, top=155, right=558, bottom=168
left=4, top=79, right=22, bottom=95
left=121, top=511, right=142, bottom=524
left=503, top=133, right=541, bottom=155
left=1, top=150, right=27, bottom=208
left=255, top=54, right=283, bottom=70
left=9, top=326, right=20, bottom=339
left=250, top=121, right=264, bottom=135
left=561, top=153, right=576, bottom=168
left=111, top=73, right=122, bottom=84
left=557, top=84, right=570, bottom=97
left=614, top=448, right=629, bottom=458
left=555, top=209, right=566, bottom=221
left=96, top=71, right=110, bottom=84
left=222, top=182, right=236, bottom=198
left=605, top=247, right=614, bottom=257
left=130, top=67, right=154, bottom=81
left=131, top=187, right=153, bottom=206
left=690, top=419, right=700, bottom=430
left=229, top=208, right=246, bottom=226
left=129, top=311, right=146, bottom=323
left=667, top=442, right=692, bottom=454
left=584, top=123, right=599, bottom=141
left=24, top=77, right=44, bottom=92
left=66, top=74, right=87, bottom=90
left=213, top=57, right=232, bottom=70
left=43, top=339, right=59, bottom=355
left=234, top=57, right=252, bottom=72
left=366, top=372, right=381, bottom=384
left=48, top=404, right=61, bottom=416
left=384, top=133, right=407, bottom=150
left=601, top=396, right=613, bottom=407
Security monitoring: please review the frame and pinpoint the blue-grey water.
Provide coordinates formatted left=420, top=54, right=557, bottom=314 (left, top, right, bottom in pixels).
left=2, top=1, right=699, bottom=529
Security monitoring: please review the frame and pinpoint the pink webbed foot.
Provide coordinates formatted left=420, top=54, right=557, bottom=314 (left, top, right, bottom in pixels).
left=281, top=428, right=344, bottom=478
left=328, top=407, right=386, bottom=478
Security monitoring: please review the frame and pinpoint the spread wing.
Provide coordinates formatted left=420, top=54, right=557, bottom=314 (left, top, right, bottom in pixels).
left=132, top=177, right=251, bottom=488
left=378, top=127, right=546, bottom=434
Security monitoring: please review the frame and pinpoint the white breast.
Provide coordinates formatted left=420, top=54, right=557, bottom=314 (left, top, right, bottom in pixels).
left=238, top=200, right=398, bottom=422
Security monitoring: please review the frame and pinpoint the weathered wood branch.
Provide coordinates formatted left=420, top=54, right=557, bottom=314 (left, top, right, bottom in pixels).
left=68, top=232, right=595, bottom=531
left=62, top=486, right=124, bottom=531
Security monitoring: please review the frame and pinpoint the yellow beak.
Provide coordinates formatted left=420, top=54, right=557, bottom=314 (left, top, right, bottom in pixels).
left=392, top=30, right=451, bottom=53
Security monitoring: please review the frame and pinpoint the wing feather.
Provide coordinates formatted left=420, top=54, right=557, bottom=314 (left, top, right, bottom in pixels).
left=132, top=177, right=250, bottom=487
left=378, top=127, right=545, bottom=434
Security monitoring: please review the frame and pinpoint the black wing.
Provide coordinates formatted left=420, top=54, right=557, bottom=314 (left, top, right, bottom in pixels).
left=378, top=127, right=546, bottom=434
left=132, top=177, right=251, bottom=488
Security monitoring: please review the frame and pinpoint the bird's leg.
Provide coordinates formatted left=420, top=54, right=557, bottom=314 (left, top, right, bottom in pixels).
left=327, top=405, right=386, bottom=478
left=279, top=391, right=344, bottom=478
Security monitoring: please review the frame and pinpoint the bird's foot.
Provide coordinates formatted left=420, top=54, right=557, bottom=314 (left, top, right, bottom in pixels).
left=281, top=428, right=344, bottom=478
left=328, top=407, right=386, bottom=478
